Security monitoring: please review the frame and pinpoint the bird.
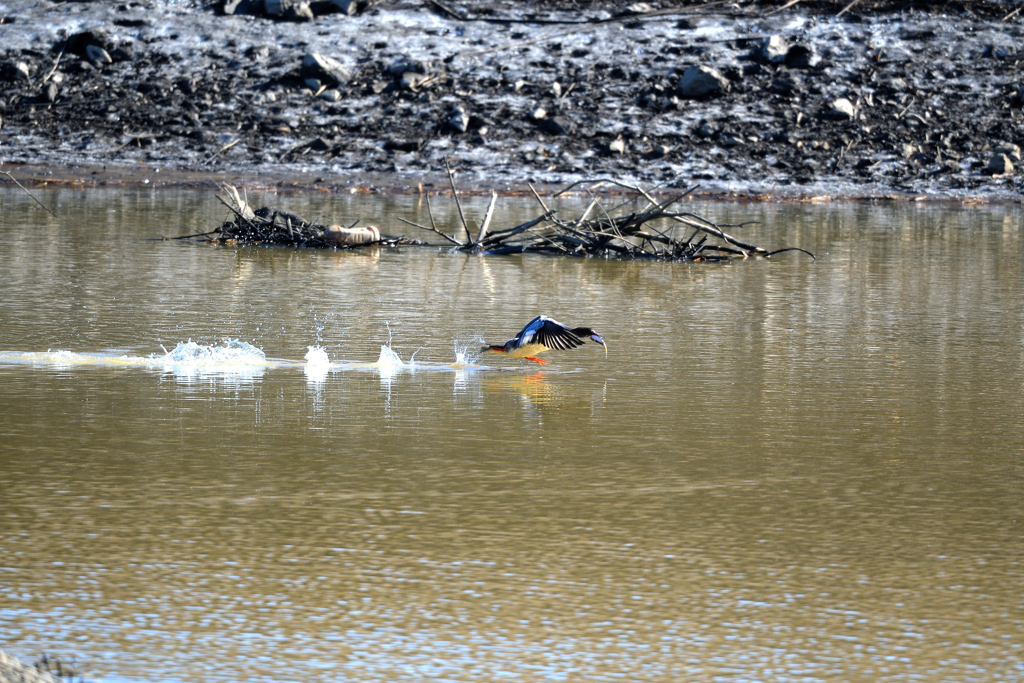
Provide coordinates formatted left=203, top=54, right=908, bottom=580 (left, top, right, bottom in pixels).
left=482, top=315, right=607, bottom=365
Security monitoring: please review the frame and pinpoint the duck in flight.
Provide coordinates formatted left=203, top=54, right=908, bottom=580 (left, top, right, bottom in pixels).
left=482, top=315, right=607, bottom=365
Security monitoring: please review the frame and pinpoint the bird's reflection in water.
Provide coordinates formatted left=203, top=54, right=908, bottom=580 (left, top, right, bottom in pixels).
left=488, top=371, right=560, bottom=415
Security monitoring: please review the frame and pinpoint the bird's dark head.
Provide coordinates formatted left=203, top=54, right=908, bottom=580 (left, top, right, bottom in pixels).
left=482, top=343, right=509, bottom=355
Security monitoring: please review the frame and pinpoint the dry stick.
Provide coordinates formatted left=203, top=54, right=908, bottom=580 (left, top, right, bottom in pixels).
left=2, top=171, right=57, bottom=218
left=42, top=46, right=65, bottom=85
left=444, top=158, right=472, bottom=245
left=836, top=0, right=862, bottom=18
left=765, top=0, right=801, bottom=15
left=202, top=137, right=242, bottom=167
left=396, top=217, right=464, bottom=246
left=528, top=183, right=551, bottom=213
left=475, top=191, right=497, bottom=245
left=765, top=247, right=816, bottom=259
left=480, top=210, right=557, bottom=244
left=1003, top=5, right=1022, bottom=20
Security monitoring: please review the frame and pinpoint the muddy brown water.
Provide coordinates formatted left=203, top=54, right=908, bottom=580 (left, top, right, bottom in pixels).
left=1, top=187, right=1022, bottom=681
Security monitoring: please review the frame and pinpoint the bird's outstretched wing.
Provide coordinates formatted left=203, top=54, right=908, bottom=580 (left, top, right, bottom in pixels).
left=515, top=316, right=585, bottom=351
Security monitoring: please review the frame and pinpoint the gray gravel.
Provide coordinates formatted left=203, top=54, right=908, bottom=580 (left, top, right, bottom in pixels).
left=1, top=0, right=1022, bottom=198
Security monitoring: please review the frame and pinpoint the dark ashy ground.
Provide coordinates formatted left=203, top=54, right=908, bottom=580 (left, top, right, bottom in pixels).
left=1, top=0, right=1023, bottom=198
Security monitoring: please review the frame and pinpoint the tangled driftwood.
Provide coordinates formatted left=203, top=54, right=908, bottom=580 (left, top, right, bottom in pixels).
left=398, top=166, right=815, bottom=262
left=192, top=175, right=812, bottom=262
left=200, top=184, right=422, bottom=248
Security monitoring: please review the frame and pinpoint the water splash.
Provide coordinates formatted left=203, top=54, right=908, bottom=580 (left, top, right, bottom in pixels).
left=452, top=338, right=483, bottom=368
left=157, top=340, right=270, bottom=383
left=160, top=340, right=268, bottom=367
left=304, top=345, right=330, bottom=384
left=374, top=345, right=405, bottom=370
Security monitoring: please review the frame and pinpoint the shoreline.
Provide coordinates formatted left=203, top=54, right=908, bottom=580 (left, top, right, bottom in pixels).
left=1, top=161, right=1016, bottom=204
left=1, top=0, right=1022, bottom=203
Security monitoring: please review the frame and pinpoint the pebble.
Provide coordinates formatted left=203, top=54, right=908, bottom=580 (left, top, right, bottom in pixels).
left=399, top=71, right=430, bottom=90
left=992, top=143, right=1022, bottom=162
left=677, top=65, right=729, bottom=99
left=827, top=98, right=856, bottom=120
left=759, top=35, right=789, bottom=64
left=531, top=108, right=547, bottom=120
left=448, top=108, right=470, bottom=133
left=318, top=89, right=341, bottom=102
left=986, top=154, right=1013, bottom=176
left=44, top=82, right=58, bottom=102
left=302, top=53, right=350, bottom=85
left=648, top=144, right=671, bottom=158
left=332, top=0, right=357, bottom=15
left=609, top=138, right=625, bottom=154
left=86, top=45, right=112, bottom=65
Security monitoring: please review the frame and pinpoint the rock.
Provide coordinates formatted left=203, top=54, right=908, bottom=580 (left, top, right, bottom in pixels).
left=625, top=2, right=655, bottom=13
left=986, top=153, right=1013, bottom=175
left=4, top=61, right=30, bottom=81
left=720, top=133, right=745, bottom=147
left=758, top=35, right=789, bottom=64
left=531, top=108, right=547, bottom=120
left=319, top=89, right=341, bottom=101
left=769, top=76, right=796, bottom=95
left=609, top=138, right=625, bottom=154
left=551, top=81, right=562, bottom=98
left=288, top=2, right=315, bottom=20
left=177, top=76, right=196, bottom=94
left=44, top=82, right=58, bottom=102
left=648, top=144, right=671, bottom=158
left=221, top=0, right=261, bottom=14
left=677, top=65, right=729, bottom=98
left=696, top=122, right=717, bottom=138
left=64, top=30, right=110, bottom=58
left=308, top=137, right=330, bottom=152
left=109, top=47, right=132, bottom=62
left=332, top=0, right=358, bottom=14
left=86, top=45, right=113, bottom=65
left=388, top=57, right=431, bottom=77
left=784, top=44, right=815, bottom=69
left=827, top=97, right=856, bottom=120
left=899, top=142, right=917, bottom=159
left=448, top=108, right=470, bottom=133
left=536, top=116, right=574, bottom=136
left=992, top=143, right=1022, bottom=162
left=264, top=0, right=313, bottom=19
left=304, top=77, right=322, bottom=91
left=398, top=71, right=430, bottom=90
left=302, top=53, right=350, bottom=85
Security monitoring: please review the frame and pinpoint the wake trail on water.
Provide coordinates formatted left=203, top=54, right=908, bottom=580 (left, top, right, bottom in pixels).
left=0, top=338, right=513, bottom=381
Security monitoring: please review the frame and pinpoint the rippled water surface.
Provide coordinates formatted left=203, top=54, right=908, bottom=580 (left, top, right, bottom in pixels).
left=1, top=187, right=1022, bottom=682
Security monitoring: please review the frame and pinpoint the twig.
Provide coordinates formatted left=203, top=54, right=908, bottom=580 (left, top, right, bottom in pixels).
left=397, top=217, right=464, bottom=246
left=1003, top=6, right=1022, bottom=20
left=476, top=191, right=497, bottom=245
left=2, top=171, right=57, bottom=218
left=765, top=0, right=800, bottom=15
left=444, top=158, right=472, bottom=244
left=42, top=46, right=65, bottom=85
left=528, top=183, right=551, bottom=213
left=765, top=247, right=816, bottom=259
left=836, top=0, right=862, bottom=18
